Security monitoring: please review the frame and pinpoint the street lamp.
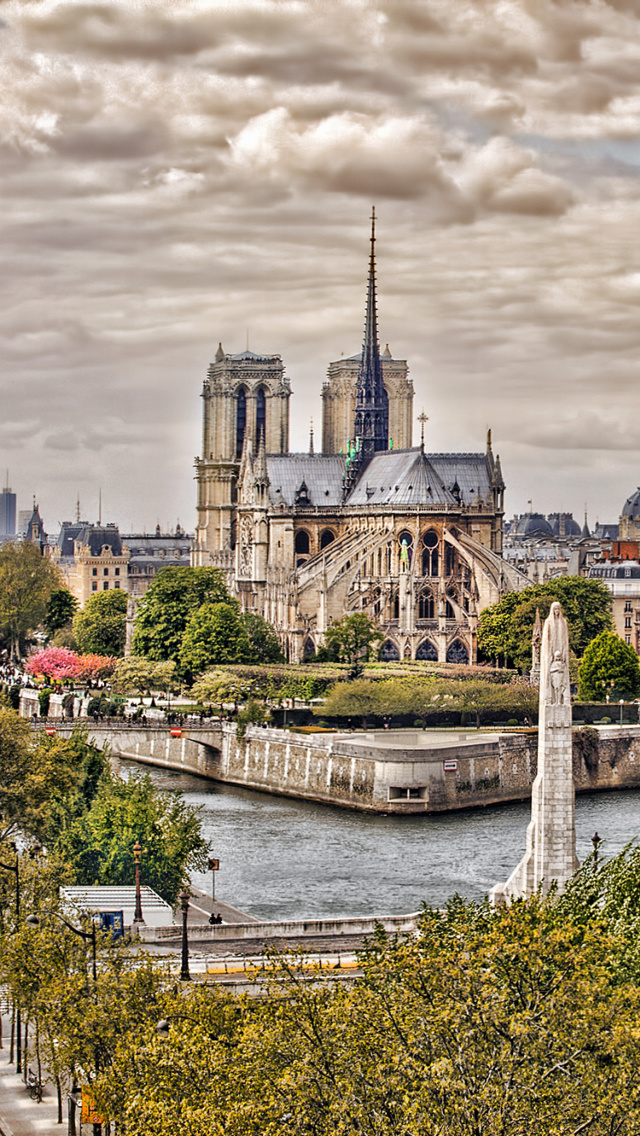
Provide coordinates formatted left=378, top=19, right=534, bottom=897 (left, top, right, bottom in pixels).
left=591, top=831, right=602, bottom=872
left=0, top=847, right=22, bottom=1073
left=179, top=889, right=191, bottom=981
left=620, top=699, right=625, bottom=727
left=133, top=842, right=145, bottom=926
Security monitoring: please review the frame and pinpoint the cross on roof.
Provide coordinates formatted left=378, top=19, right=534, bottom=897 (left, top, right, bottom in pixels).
left=417, top=411, right=429, bottom=450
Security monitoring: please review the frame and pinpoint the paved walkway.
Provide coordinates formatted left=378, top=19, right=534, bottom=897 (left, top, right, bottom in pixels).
left=0, top=1044, right=63, bottom=1136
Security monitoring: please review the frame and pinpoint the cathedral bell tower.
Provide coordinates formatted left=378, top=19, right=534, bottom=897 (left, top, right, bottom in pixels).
left=192, top=346, right=290, bottom=567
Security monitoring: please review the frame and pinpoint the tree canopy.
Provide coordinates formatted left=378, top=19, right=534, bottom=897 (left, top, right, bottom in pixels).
left=44, top=588, right=78, bottom=636
left=578, top=631, right=640, bottom=701
left=322, top=613, right=382, bottom=673
left=111, top=656, right=176, bottom=696
left=240, top=611, right=284, bottom=663
left=51, top=769, right=208, bottom=905
left=0, top=541, right=60, bottom=659
left=73, top=589, right=128, bottom=656
left=132, top=567, right=232, bottom=664
left=179, top=601, right=253, bottom=678
left=478, top=576, right=613, bottom=669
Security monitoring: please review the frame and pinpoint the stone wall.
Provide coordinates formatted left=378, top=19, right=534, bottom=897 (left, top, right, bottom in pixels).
left=31, top=721, right=640, bottom=815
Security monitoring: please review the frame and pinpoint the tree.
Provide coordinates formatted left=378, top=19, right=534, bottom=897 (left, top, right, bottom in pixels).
left=478, top=577, right=613, bottom=670
left=240, top=612, right=284, bottom=663
left=73, top=589, right=128, bottom=656
left=112, top=656, right=176, bottom=697
left=0, top=541, right=60, bottom=660
left=43, top=588, right=78, bottom=636
left=132, top=567, right=232, bottom=664
left=578, top=631, right=640, bottom=701
left=0, top=711, right=95, bottom=843
left=179, top=602, right=253, bottom=678
left=191, top=670, right=253, bottom=712
left=53, top=770, right=208, bottom=905
left=323, top=613, right=382, bottom=675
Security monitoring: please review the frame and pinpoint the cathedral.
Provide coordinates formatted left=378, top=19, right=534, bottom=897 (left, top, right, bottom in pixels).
left=192, top=214, right=525, bottom=663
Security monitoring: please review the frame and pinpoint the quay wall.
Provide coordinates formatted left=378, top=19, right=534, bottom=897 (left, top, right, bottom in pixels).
left=38, top=720, right=640, bottom=815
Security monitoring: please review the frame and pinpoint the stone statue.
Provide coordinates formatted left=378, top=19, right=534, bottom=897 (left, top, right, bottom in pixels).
left=399, top=538, right=410, bottom=571
left=540, top=602, right=570, bottom=707
left=490, top=600, right=578, bottom=903
left=530, top=607, right=542, bottom=684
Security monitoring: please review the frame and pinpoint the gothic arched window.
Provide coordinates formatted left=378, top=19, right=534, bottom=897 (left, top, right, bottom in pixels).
left=236, top=388, right=247, bottom=458
left=421, top=530, right=438, bottom=577
left=320, top=529, right=335, bottom=550
left=256, top=386, right=266, bottom=448
left=418, top=591, right=434, bottom=619
left=295, top=530, right=310, bottom=555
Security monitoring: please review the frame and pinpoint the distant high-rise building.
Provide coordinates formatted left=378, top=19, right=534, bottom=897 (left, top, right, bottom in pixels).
left=18, top=510, right=31, bottom=537
left=0, top=475, right=16, bottom=536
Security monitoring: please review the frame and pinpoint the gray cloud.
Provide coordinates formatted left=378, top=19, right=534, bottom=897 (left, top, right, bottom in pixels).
left=1, top=0, right=640, bottom=530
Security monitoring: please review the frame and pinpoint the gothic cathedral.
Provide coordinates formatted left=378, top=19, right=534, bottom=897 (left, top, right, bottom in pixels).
left=192, top=213, right=525, bottom=663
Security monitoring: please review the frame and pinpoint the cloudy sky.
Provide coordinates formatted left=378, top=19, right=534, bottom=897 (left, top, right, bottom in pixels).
left=3, top=0, right=640, bottom=534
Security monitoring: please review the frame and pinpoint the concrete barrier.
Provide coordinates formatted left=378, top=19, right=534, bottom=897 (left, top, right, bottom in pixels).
left=140, top=911, right=421, bottom=942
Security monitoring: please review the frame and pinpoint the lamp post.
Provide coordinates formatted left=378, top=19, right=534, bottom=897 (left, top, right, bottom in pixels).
left=179, top=890, right=191, bottom=981
left=0, top=848, right=21, bottom=1073
left=133, top=842, right=145, bottom=926
left=591, top=831, right=602, bottom=872
left=620, top=699, right=625, bottom=727
left=207, top=857, right=219, bottom=905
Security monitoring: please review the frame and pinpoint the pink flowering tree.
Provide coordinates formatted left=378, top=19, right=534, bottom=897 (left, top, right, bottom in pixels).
left=26, top=648, right=118, bottom=684
left=25, top=647, right=80, bottom=683
left=75, top=654, right=118, bottom=682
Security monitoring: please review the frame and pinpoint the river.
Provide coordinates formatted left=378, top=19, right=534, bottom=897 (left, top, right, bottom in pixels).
left=118, top=758, right=640, bottom=921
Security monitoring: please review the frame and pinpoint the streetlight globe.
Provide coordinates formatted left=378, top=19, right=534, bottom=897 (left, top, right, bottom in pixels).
left=26, top=914, right=40, bottom=926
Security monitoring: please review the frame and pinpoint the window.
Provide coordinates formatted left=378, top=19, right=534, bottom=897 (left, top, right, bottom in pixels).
left=256, top=386, right=266, bottom=447
left=320, top=529, right=335, bottom=550
left=92, top=567, right=97, bottom=577
left=626, top=634, right=631, bottom=645
left=398, top=530, right=413, bottom=568
left=92, top=583, right=97, bottom=592
left=114, top=582, right=120, bottom=589
left=295, top=530, right=310, bottom=555
left=421, top=530, right=438, bottom=576
left=625, top=601, right=632, bottom=613
left=236, top=388, right=247, bottom=458
left=103, top=582, right=109, bottom=590
left=626, top=617, right=632, bottom=629
left=103, top=568, right=108, bottom=576
left=115, top=567, right=120, bottom=576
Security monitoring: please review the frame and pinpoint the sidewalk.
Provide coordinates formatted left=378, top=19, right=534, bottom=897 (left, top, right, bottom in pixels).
left=0, top=1046, right=63, bottom=1136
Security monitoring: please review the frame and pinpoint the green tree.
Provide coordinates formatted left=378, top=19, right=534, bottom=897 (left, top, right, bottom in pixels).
left=73, top=589, right=128, bottom=656
left=478, top=577, right=613, bottom=669
left=578, top=631, right=640, bottom=700
left=323, top=613, right=381, bottom=675
left=53, top=770, right=208, bottom=905
left=240, top=612, right=284, bottom=663
left=43, top=588, right=78, bottom=636
left=112, top=656, right=176, bottom=697
left=179, top=602, right=252, bottom=678
left=0, top=541, right=60, bottom=660
left=0, top=711, right=94, bottom=843
left=132, top=567, right=232, bottom=664
left=191, top=670, right=253, bottom=712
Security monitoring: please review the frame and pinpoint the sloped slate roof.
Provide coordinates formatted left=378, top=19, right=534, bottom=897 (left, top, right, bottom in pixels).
left=266, top=455, right=346, bottom=507
left=428, top=454, right=492, bottom=506
left=347, top=448, right=456, bottom=506
left=57, top=523, right=123, bottom=558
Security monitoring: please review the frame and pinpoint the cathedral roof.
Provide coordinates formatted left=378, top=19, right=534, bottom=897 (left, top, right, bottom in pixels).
left=427, top=453, right=493, bottom=506
left=266, top=455, right=345, bottom=507
left=346, top=448, right=456, bottom=507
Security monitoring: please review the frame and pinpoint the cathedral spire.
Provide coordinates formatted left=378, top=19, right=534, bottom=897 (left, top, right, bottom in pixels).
left=353, top=207, right=389, bottom=463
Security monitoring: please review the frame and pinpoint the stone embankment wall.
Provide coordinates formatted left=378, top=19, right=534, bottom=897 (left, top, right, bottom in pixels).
left=45, top=720, right=640, bottom=815
left=140, top=911, right=421, bottom=943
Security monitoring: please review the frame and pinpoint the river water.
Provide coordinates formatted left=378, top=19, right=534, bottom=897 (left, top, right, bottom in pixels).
left=118, top=758, right=640, bottom=921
